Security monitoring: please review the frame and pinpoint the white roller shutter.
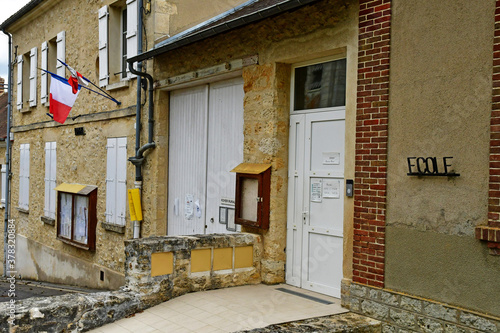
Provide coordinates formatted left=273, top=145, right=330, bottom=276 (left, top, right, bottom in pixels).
left=17, top=55, right=23, bottom=110
left=41, top=42, right=48, bottom=104
left=56, top=31, right=66, bottom=77
left=126, top=0, right=138, bottom=78
left=98, top=6, right=109, bottom=87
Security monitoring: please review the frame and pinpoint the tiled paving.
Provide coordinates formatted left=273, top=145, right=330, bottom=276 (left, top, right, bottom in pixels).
left=89, top=284, right=348, bottom=333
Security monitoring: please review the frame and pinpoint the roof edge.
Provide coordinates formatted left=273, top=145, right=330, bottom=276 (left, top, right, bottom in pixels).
left=0, top=0, right=45, bottom=32
left=128, top=0, right=320, bottom=63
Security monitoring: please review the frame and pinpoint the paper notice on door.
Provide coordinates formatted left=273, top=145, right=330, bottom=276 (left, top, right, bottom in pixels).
left=185, top=194, right=194, bottom=220
left=323, top=152, right=340, bottom=165
left=311, top=179, right=323, bottom=203
left=323, top=180, right=341, bottom=199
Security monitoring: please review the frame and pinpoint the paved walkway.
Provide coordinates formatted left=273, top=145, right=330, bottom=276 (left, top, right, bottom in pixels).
left=89, top=284, right=348, bottom=333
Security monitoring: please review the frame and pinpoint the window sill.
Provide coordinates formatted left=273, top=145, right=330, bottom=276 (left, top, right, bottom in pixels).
left=16, top=207, right=29, bottom=214
left=102, top=222, right=125, bottom=234
left=41, top=216, right=55, bottom=226
left=20, top=107, right=32, bottom=113
left=106, top=80, right=130, bottom=91
left=58, top=237, right=92, bottom=251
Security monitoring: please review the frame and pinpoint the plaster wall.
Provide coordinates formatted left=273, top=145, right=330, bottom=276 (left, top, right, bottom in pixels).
left=152, top=0, right=359, bottom=283
left=386, top=0, right=500, bottom=316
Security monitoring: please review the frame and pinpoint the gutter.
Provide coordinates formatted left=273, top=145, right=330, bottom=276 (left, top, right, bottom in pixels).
left=2, top=30, right=12, bottom=277
left=127, top=0, right=320, bottom=63
left=127, top=0, right=155, bottom=238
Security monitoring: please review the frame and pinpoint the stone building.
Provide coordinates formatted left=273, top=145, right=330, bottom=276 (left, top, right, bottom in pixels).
left=1, top=0, right=500, bottom=331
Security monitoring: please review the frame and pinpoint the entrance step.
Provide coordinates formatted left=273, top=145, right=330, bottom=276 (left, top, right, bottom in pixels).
left=236, top=312, right=381, bottom=333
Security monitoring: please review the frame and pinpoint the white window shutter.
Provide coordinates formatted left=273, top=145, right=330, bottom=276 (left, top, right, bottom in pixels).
left=29, top=47, right=37, bottom=107
left=56, top=31, right=66, bottom=77
left=98, top=6, right=109, bottom=87
left=106, top=138, right=117, bottom=223
left=116, top=138, right=127, bottom=225
left=1, top=164, right=6, bottom=204
left=19, top=144, right=30, bottom=210
left=41, top=42, right=48, bottom=104
left=17, top=56, right=23, bottom=110
left=44, top=142, right=50, bottom=217
left=126, top=0, right=138, bottom=78
left=49, top=142, right=57, bottom=218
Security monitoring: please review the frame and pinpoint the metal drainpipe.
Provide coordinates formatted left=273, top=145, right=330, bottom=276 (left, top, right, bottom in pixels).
left=3, top=31, right=12, bottom=276
left=128, top=0, right=156, bottom=238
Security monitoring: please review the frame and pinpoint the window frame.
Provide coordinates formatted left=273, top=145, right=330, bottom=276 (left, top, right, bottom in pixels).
left=56, top=186, right=98, bottom=251
left=290, top=55, right=347, bottom=114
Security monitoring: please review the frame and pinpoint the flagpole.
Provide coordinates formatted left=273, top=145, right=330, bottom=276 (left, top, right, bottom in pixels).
left=56, top=59, right=121, bottom=105
left=39, top=68, right=122, bottom=105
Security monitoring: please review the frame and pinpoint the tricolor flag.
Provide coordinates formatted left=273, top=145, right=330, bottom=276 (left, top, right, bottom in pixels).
left=66, top=63, right=89, bottom=94
left=49, top=75, right=80, bottom=124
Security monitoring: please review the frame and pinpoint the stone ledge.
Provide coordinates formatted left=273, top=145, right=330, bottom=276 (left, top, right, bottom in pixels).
left=16, top=207, right=29, bottom=214
left=102, top=222, right=126, bottom=234
left=235, top=312, right=381, bottom=333
left=40, top=216, right=55, bottom=226
left=342, top=281, right=500, bottom=333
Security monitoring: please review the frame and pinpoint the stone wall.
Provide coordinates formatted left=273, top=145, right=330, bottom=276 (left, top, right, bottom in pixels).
left=1, top=233, right=262, bottom=332
left=342, top=280, right=500, bottom=332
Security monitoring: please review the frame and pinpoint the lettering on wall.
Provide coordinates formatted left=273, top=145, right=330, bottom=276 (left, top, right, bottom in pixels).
left=407, top=157, right=460, bottom=177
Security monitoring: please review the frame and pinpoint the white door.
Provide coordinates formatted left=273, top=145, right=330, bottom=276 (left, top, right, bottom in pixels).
left=168, top=78, right=244, bottom=235
left=286, top=110, right=345, bottom=297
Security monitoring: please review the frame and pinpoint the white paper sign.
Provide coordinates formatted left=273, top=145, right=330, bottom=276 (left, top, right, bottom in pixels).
left=311, top=179, right=323, bottom=203
left=195, top=200, right=202, bottom=218
left=185, top=194, right=194, bottom=220
left=323, top=180, right=341, bottom=199
left=323, top=152, right=340, bottom=165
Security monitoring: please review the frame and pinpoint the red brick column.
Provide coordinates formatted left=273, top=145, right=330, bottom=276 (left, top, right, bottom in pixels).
left=479, top=0, right=500, bottom=255
left=353, top=0, right=392, bottom=288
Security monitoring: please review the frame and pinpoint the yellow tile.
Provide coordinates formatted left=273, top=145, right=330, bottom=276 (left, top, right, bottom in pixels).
left=234, top=246, right=253, bottom=269
left=213, top=248, right=233, bottom=271
left=151, top=252, right=174, bottom=277
left=191, top=248, right=212, bottom=273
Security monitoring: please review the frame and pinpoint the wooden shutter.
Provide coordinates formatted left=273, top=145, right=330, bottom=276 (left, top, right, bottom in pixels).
left=1, top=164, right=6, bottom=205
left=116, top=138, right=127, bottom=225
left=98, top=6, right=109, bottom=87
left=17, top=56, right=23, bottom=110
left=19, top=144, right=30, bottom=210
left=105, top=138, right=116, bottom=223
left=41, top=42, right=48, bottom=104
left=56, top=31, right=66, bottom=77
left=44, top=142, right=57, bottom=218
left=29, top=47, right=37, bottom=107
left=126, top=0, right=138, bottom=78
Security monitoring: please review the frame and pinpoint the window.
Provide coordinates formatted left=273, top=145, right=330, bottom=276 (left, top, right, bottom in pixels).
left=293, top=58, right=346, bottom=111
left=1, top=164, right=6, bottom=207
left=44, top=142, right=57, bottom=219
left=16, top=48, right=38, bottom=110
left=105, top=137, right=127, bottom=225
left=56, top=183, right=97, bottom=250
left=98, top=0, right=138, bottom=87
left=19, top=144, right=30, bottom=210
left=41, top=31, right=66, bottom=104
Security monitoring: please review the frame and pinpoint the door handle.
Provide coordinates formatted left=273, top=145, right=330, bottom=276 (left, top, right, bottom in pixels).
left=302, top=211, right=308, bottom=225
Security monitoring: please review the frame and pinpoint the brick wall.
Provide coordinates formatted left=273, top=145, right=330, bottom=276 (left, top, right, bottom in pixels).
left=481, top=0, right=500, bottom=254
left=353, top=0, right=392, bottom=288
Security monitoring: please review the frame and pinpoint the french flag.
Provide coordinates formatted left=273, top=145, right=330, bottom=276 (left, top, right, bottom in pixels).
left=49, top=75, right=80, bottom=124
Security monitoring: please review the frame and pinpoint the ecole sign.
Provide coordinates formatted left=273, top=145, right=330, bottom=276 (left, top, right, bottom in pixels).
left=407, top=157, right=460, bottom=177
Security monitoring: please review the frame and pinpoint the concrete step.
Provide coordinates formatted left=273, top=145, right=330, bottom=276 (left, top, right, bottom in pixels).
left=236, top=312, right=381, bottom=333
